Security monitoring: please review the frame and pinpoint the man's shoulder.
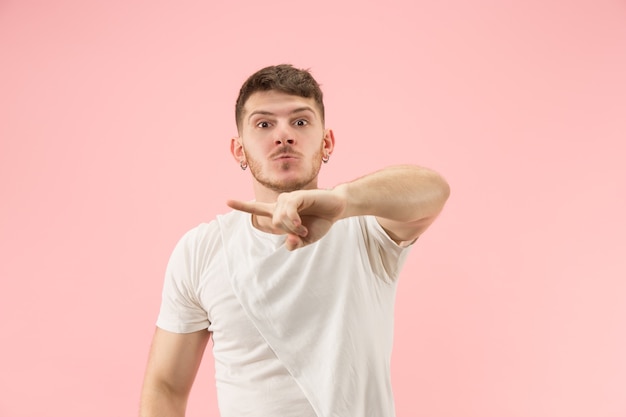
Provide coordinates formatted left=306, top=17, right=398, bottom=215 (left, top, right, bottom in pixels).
left=215, top=209, right=249, bottom=233
left=179, top=210, right=247, bottom=245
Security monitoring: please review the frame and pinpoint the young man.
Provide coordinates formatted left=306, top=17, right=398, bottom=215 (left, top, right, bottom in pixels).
left=140, top=64, right=449, bottom=417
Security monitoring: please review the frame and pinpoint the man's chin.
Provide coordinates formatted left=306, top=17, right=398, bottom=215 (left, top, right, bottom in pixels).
left=268, top=181, right=310, bottom=193
left=249, top=164, right=321, bottom=193
left=259, top=176, right=317, bottom=193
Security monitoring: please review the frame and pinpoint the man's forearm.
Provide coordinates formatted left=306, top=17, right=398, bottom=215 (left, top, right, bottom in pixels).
left=335, top=165, right=450, bottom=222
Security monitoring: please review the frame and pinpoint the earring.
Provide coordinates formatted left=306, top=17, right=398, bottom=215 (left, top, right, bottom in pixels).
left=240, top=161, right=248, bottom=170
left=322, top=155, right=330, bottom=164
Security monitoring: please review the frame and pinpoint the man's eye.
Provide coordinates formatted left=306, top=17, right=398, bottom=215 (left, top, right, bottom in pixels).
left=294, top=119, right=308, bottom=126
left=257, top=121, right=270, bottom=128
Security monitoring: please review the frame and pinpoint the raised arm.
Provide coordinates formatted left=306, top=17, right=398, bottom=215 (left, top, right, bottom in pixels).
left=228, top=164, right=449, bottom=250
left=334, top=164, right=450, bottom=244
left=140, top=328, right=210, bottom=417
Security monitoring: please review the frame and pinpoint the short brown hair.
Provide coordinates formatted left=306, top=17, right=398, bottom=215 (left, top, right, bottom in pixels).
left=235, top=64, right=325, bottom=131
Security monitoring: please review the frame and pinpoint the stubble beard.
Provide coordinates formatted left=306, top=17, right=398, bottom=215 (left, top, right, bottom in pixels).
left=247, top=148, right=324, bottom=193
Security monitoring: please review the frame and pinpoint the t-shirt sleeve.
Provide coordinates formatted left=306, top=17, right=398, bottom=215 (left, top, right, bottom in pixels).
left=357, top=215, right=414, bottom=282
left=156, top=226, right=210, bottom=333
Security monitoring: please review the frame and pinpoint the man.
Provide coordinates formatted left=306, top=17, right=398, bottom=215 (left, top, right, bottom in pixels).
left=140, top=64, right=449, bottom=417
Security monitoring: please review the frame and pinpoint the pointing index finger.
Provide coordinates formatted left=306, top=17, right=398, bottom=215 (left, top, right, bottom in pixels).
left=226, top=199, right=274, bottom=218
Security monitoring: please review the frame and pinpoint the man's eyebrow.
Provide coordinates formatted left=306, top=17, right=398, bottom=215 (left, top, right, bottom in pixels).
left=247, top=106, right=316, bottom=122
left=289, top=106, right=316, bottom=115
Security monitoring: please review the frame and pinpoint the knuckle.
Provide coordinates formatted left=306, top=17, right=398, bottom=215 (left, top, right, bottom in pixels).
left=271, top=216, right=283, bottom=229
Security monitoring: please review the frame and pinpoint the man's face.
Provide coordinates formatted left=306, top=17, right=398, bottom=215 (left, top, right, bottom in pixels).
left=232, top=90, right=334, bottom=196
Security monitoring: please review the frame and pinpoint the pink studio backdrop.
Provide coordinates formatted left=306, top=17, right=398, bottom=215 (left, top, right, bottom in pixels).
left=1, top=1, right=625, bottom=416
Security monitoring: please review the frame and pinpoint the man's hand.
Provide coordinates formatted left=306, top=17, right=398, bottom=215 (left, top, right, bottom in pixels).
left=227, top=189, right=347, bottom=251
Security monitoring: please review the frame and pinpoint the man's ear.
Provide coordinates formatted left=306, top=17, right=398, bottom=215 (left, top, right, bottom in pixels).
left=323, top=129, right=335, bottom=156
left=230, top=136, right=245, bottom=164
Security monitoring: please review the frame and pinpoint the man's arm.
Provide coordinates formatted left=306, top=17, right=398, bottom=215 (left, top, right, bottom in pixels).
left=228, top=164, right=449, bottom=250
left=335, top=164, right=450, bottom=244
left=140, top=328, right=210, bottom=417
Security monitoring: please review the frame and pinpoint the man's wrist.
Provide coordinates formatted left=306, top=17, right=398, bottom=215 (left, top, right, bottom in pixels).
left=330, top=183, right=357, bottom=220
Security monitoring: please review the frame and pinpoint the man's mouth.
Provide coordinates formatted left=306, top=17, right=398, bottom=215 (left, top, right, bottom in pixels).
left=273, top=153, right=299, bottom=160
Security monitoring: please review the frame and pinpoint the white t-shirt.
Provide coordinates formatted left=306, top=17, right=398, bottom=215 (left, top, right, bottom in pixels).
left=157, top=210, right=412, bottom=417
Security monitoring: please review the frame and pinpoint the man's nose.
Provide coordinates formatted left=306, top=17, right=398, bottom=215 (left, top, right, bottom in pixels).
left=274, top=124, right=295, bottom=145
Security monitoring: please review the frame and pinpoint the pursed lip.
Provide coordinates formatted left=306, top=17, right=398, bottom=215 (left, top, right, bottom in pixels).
left=272, top=153, right=300, bottom=160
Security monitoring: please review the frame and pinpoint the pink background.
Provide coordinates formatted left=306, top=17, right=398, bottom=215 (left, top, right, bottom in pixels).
left=1, top=1, right=625, bottom=416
